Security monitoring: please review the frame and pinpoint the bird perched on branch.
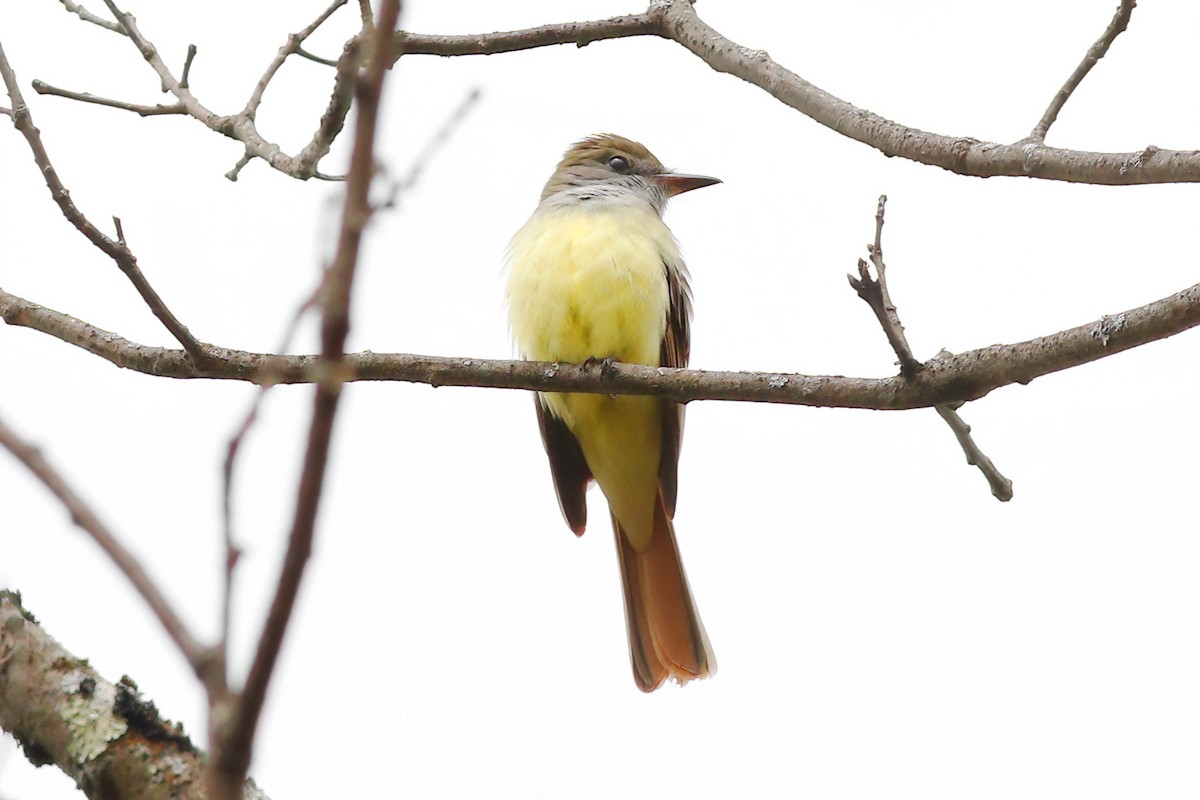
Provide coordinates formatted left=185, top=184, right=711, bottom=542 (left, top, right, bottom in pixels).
left=505, top=134, right=720, bottom=691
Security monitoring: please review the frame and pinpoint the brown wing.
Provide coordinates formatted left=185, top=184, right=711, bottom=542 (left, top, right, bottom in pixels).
left=658, top=258, right=693, bottom=517
left=534, top=394, right=592, bottom=535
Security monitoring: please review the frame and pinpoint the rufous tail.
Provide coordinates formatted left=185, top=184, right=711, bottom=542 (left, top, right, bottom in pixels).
left=613, top=494, right=715, bottom=692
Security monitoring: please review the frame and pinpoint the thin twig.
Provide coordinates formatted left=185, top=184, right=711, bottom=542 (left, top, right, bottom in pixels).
left=0, top=415, right=215, bottom=678
left=44, top=0, right=333, bottom=179
left=96, top=0, right=337, bottom=181
left=935, top=404, right=1013, bottom=501
left=370, top=85, right=481, bottom=210
left=219, top=289, right=320, bottom=663
left=225, top=151, right=253, bottom=182
left=295, top=46, right=339, bottom=67
left=2, top=282, right=1197, bottom=411
left=0, top=39, right=211, bottom=366
left=180, top=44, right=198, bottom=89
left=32, top=79, right=186, bottom=116
left=56, top=0, right=124, bottom=33
left=848, top=196, right=1014, bottom=501
left=1028, top=0, right=1136, bottom=142
left=242, top=0, right=349, bottom=119
left=210, top=3, right=403, bottom=796
left=849, top=196, right=920, bottom=377
left=391, top=86, right=481, bottom=198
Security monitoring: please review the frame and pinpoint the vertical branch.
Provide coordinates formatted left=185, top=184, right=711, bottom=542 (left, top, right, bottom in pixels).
left=859, top=196, right=920, bottom=376
left=206, top=1, right=403, bottom=798
left=849, top=197, right=1014, bottom=502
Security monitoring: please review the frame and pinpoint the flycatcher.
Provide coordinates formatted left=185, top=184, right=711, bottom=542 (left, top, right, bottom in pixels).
left=505, top=134, right=720, bottom=691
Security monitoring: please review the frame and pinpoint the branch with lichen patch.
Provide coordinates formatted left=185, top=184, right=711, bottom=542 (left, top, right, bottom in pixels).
left=0, top=591, right=269, bottom=800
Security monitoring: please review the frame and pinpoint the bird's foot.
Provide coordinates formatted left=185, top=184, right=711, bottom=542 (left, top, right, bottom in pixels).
left=583, top=356, right=618, bottom=380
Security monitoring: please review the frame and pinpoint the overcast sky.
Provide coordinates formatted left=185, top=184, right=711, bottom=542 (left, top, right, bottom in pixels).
left=3, top=1, right=1199, bottom=798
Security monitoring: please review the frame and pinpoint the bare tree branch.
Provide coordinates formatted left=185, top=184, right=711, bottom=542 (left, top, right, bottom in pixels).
left=654, top=0, right=1193, bottom=185
left=848, top=197, right=920, bottom=377
left=934, top=403, right=1013, bottom=501
left=55, top=0, right=123, bottom=33
left=5, top=0, right=1191, bottom=793
left=391, top=11, right=659, bottom=57
left=849, top=197, right=1013, bottom=501
left=0, top=418, right=214, bottom=681
left=391, top=0, right=1197, bottom=185
left=210, top=3, right=403, bottom=797
left=0, top=592, right=267, bottom=800
left=40, top=1, right=1189, bottom=185
left=1028, top=0, right=1137, bottom=142
left=242, top=0, right=348, bottom=120
left=2, top=280, right=1197, bottom=411
left=293, top=34, right=361, bottom=180
left=0, top=41, right=211, bottom=366
left=30, top=79, right=185, bottom=116
left=295, top=46, right=339, bottom=67
left=52, top=0, right=362, bottom=182
left=220, top=289, right=321, bottom=671
left=218, top=74, right=474, bottom=624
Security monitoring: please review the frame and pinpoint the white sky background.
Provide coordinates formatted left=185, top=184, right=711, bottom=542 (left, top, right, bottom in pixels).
left=2, top=1, right=1199, bottom=798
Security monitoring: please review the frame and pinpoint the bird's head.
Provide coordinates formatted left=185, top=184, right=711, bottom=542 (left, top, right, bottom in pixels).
left=539, top=134, right=720, bottom=211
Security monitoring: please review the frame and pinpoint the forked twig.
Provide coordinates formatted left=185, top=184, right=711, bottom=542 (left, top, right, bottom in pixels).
left=0, top=39, right=211, bottom=367
left=243, top=0, right=349, bottom=120
left=43, top=0, right=363, bottom=182
left=848, top=196, right=1014, bottom=501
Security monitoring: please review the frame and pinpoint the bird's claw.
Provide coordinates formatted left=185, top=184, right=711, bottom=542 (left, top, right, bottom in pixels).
left=584, top=356, right=618, bottom=380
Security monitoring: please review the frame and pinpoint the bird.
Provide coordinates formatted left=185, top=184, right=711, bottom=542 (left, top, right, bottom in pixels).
left=505, top=134, right=720, bottom=691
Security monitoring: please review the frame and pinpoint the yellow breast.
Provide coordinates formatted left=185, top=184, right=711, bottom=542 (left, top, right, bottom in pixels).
left=505, top=204, right=677, bottom=367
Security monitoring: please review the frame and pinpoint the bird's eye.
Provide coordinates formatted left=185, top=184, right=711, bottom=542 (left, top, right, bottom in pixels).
left=607, top=155, right=632, bottom=174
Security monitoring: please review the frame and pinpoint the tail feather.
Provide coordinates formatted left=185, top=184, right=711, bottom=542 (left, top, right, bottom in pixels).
left=614, top=495, right=715, bottom=691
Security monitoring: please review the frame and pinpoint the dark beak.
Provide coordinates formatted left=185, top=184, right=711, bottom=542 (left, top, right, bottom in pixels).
left=653, top=172, right=722, bottom=197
